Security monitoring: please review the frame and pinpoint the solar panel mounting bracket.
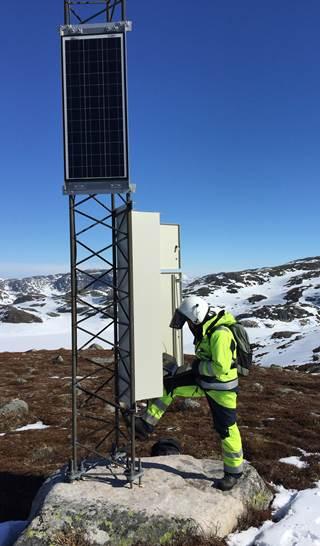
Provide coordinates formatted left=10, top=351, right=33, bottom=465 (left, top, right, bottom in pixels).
left=63, top=180, right=135, bottom=196
left=60, top=21, right=132, bottom=36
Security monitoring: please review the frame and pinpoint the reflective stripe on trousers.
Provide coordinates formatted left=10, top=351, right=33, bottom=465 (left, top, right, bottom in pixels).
left=222, top=423, right=243, bottom=475
left=144, top=372, right=243, bottom=475
left=205, top=392, right=243, bottom=475
left=144, top=396, right=171, bottom=425
left=197, top=378, right=238, bottom=391
left=144, top=384, right=203, bottom=426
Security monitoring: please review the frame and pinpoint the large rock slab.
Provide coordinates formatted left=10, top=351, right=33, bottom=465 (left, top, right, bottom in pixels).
left=15, top=456, right=272, bottom=545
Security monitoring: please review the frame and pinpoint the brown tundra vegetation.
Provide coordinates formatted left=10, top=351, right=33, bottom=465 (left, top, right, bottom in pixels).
left=0, top=349, right=319, bottom=545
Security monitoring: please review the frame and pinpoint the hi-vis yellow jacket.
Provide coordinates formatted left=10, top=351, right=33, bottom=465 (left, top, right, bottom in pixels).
left=194, top=311, right=238, bottom=391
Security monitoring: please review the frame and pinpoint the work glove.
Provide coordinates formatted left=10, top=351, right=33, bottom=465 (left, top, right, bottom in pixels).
left=162, top=352, right=177, bottom=367
left=162, top=353, right=178, bottom=377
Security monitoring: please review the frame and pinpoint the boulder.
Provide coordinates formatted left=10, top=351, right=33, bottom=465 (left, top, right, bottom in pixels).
left=15, top=456, right=272, bottom=545
left=277, top=387, right=301, bottom=395
left=251, top=382, right=264, bottom=393
left=0, top=399, right=29, bottom=432
left=16, top=378, right=28, bottom=385
left=174, top=398, right=201, bottom=411
left=85, top=356, right=114, bottom=365
left=53, top=355, right=64, bottom=364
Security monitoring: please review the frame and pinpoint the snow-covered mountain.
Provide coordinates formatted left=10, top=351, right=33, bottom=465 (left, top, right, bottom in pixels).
left=0, top=270, right=112, bottom=306
left=0, top=257, right=319, bottom=365
left=0, top=271, right=112, bottom=351
left=184, top=256, right=320, bottom=367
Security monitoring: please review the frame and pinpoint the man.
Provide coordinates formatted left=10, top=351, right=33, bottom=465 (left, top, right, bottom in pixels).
left=133, top=295, right=244, bottom=491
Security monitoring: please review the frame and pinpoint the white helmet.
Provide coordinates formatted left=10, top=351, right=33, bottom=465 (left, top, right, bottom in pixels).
left=170, top=296, right=209, bottom=329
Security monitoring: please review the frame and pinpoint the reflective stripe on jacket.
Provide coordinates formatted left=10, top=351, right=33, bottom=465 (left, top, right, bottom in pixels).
left=195, top=312, right=238, bottom=391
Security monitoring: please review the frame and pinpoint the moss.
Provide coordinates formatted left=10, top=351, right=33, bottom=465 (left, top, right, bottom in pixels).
left=25, top=528, right=45, bottom=539
left=160, top=530, right=175, bottom=544
left=117, top=538, right=131, bottom=546
left=251, top=489, right=273, bottom=510
left=101, top=519, right=113, bottom=531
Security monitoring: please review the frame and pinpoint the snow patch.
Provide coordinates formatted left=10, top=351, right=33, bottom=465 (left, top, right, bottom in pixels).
left=227, top=483, right=320, bottom=546
left=15, top=421, right=50, bottom=432
left=279, top=456, right=308, bottom=469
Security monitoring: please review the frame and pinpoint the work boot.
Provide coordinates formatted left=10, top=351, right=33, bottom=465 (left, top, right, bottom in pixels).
left=214, top=472, right=242, bottom=491
left=135, top=418, right=154, bottom=440
left=121, top=410, right=154, bottom=441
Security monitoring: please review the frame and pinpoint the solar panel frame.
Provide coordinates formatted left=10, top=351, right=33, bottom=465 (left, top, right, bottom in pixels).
left=61, top=32, right=130, bottom=194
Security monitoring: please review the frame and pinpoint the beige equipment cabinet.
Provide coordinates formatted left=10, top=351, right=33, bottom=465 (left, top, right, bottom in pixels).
left=160, top=224, right=180, bottom=270
left=160, top=272, right=183, bottom=364
left=117, top=212, right=182, bottom=406
left=160, top=224, right=183, bottom=365
left=130, top=211, right=163, bottom=401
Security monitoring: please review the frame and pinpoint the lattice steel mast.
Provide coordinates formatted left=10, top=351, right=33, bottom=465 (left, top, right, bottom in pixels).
left=62, top=0, right=142, bottom=486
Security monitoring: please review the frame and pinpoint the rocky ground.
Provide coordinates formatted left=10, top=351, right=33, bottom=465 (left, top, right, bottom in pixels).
left=0, top=348, right=319, bottom=541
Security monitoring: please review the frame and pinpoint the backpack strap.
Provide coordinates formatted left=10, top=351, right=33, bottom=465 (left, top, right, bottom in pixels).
left=206, top=322, right=237, bottom=368
left=205, top=310, right=226, bottom=339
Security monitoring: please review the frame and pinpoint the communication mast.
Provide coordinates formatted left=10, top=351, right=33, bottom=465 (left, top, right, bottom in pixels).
left=61, top=0, right=141, bottom=486
left=61, top=0, right=183, bottom=487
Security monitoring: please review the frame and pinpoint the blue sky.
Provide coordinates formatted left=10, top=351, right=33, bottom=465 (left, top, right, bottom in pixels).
left=0, top=1, right=319, bottom=278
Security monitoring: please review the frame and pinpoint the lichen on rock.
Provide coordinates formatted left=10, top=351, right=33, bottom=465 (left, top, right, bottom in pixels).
left=15, top=456, right=272, bottom=546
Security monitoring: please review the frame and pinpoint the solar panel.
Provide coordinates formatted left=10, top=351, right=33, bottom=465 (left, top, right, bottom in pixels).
left=61, top=32, right=129, bottom=194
